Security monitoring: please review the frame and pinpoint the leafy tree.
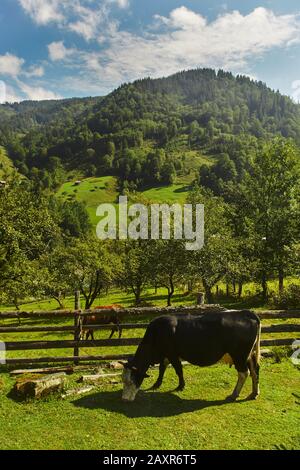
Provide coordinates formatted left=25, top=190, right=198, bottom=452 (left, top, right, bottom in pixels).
left=64, top=239, right=116, bottom=309
left=154, top=240, right=188, bottom=306
left=187, top=188, right=235, bottom=303
left=0, top=178, right=60, bottom=302
left=241, top=138, right=300, bottom=297
left=118, top=240, right=154, bottom=305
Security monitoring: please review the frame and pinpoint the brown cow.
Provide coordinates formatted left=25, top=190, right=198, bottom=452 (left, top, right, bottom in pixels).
left=80, top=305, right=123, bottom=341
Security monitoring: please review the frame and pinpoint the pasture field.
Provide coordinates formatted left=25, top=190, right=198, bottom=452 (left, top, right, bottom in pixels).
left=0, top=360, right=299, bottom=450
left=57, top=176, right=192, bottom=227
left=0, top=285, right=299, bottom=450
left=57, top=176, right=118, bottom=227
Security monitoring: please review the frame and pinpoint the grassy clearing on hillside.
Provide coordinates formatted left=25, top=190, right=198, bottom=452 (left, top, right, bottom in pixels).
left=57, top=176, right=193, bottom=226
left=57, top=176, right=118, bottom=226
left=0, top=360, right=299, bottom=450
left=139, top=183, right=191, bottom=204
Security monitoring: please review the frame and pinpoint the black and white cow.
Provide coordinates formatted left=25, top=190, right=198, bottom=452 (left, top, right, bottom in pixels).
left=121, top=310, right=261, bottom=402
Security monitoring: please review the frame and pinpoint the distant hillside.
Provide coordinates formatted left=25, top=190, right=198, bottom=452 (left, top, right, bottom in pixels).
left=1, top=68, right=300, bottom=193
left=0, top=96, right=102, bottom=134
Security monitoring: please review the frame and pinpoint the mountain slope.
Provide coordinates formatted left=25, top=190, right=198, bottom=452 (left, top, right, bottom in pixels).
left=1, top=68, right=300, bottom=192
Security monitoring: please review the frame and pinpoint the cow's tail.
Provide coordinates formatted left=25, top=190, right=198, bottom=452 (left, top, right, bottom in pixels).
left=254, top=321, right=261, bottom=366
left=250, top=319, right=261, bottom=381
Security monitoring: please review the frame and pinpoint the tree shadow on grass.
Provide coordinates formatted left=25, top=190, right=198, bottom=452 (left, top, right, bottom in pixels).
left=72, top=390, right=245, bottom=418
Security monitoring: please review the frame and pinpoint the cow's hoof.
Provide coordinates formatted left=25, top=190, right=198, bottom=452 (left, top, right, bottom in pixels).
left=174, top=385, right=185, bottom=392
left=247, top=393, right=259, bottom=401
left=225, top=394, right=237, bottom=402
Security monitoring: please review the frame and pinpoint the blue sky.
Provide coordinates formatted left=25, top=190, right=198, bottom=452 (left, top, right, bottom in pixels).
left=1, top=0, right=300, bottom=102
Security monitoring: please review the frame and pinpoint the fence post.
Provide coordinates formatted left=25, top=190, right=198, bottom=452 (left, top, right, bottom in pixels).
left=74, top=291, right=81, bottom=365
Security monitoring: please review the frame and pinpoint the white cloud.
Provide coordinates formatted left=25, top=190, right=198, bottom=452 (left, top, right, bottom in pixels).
left=78, top=7, right=300, bottom=90
left=155, top=6, right=206, bottom=30
left=17, top=80, right=62, bottom=100
left=48, top=41, right=74, bottom=61
left=110, top=0, right=130, bottom=9
left=18, top=0, right=65, bottom=25
left=24, top=65, right=45, bottom=77
left=0, top=54, right=25, bottom=77
left=15, top=5, right=300, bottom=98
left=19, top=0, right=130, bottom=40
left=68, top=4, right=105, bottom=41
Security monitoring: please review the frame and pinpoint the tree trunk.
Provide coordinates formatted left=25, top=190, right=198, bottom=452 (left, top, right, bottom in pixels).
left=278, top=267, right=284, bottom=294
left=54, top=293, right=65, bottom=310
left=232, top=281, right=236, bottom=293
left=13, top=296, right=20, bottom=311
left=226, top=283, right=230, bottom=297
left=167, top=278, right=174, bottom=307
left=238, top=282, right=243, bottom=298
left=262, top=272, right=268, bottom=302
left=134, top=285, right=142, bottom=306
left=203, top=279, right=213, bottom=304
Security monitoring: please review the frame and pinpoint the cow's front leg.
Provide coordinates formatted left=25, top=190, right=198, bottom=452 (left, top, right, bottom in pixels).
left=226, top=369, right=249, bottom=401
left=148, top=359, right=169, bottom=391
left=170, top=357, right=185, bottom=391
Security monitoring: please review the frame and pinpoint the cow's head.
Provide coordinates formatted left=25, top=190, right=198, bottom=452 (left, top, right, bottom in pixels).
left=121, top=361, right=149, bottom=402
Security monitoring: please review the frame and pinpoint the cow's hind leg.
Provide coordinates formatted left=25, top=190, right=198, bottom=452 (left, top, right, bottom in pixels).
left=148, top=359, right=169, bottom=391
left=247, top=356, right=260, bottom=400
left=109, top=326, right=117, bottom=339
left=169, top=357, right=185, bottom=392
left=118, top=325, right=122, bottom=339
left=226, top=361, right=249, bottom=402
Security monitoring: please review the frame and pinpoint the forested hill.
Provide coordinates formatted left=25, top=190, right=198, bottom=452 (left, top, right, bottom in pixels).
left=1, top=68, right=300, bottom=192
left=0, top=96, right=102, bottom=133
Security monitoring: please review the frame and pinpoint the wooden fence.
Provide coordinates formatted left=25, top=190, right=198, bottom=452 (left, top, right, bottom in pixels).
left=0, top=306, right=299, bottom=366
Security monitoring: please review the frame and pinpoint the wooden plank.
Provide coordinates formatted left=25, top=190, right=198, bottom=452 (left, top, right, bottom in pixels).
left=0, top=307, right=300, bottom=321
left=1, top=322, right=299, bottom=335
left=0, top=326, right=76, bottom=333
left=260, top=338, right=298, bottom=346
left=2, top=344, right=290, bottom=367
left=261, top=324, right=300, bottom=333
left=4, top=354, right=133, bottom=365
left=0, top=305, right=224, bottom=320
left=0, top=323, right=148, bottom=333
left=5, top=338, right=142, bottom=351
left=258, top=311, right=300, bottom=319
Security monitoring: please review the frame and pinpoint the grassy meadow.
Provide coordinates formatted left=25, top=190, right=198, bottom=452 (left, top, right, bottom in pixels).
left=0, top=360, right=299, bottom=450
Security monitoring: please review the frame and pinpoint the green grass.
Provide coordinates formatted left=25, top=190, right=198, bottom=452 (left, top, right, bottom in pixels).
left=0, top=360, right=299, bottom=450
left=57, top=176, right=118, bottom=227
left=0, top=284, right=299, bottom=450
left=139, top=183, right=190, bottom=204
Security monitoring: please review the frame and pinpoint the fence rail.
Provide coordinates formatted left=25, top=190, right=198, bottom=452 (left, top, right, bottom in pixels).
left=0, top=306, right=299, bottom=366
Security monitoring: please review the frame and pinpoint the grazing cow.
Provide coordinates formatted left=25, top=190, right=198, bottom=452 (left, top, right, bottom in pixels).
left=121, top=310, right=261, bottom=402
left=80, top=305, right=123, bottom=340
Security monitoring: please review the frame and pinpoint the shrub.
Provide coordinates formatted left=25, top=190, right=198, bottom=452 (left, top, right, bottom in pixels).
left=270, top=284, right=300, bottom=309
